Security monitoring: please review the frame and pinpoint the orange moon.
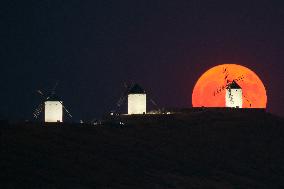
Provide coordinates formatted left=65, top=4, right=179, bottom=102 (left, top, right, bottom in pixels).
left=192, top=64, right=267, bottom=108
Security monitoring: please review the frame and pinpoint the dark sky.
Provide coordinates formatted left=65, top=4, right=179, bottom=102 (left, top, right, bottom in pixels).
left=2, top=0, right=284, bottom=120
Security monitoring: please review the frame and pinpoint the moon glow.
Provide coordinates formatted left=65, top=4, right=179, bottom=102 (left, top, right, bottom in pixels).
left=192, top=64, right=267, bottom=108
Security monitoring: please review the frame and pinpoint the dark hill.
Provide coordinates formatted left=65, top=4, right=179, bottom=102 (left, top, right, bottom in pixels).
left=1, top=111, right=284, bottom=188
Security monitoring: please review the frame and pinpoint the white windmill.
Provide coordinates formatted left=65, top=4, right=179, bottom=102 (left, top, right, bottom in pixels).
left=33, top=82, right=72, bottom=122
left=127, top=84, right=146, bottom=114
left=213, top=67, right=247, bottom=108
left=115, top=83, right=149, bottom=115
left=225, top=80, right=242, bottom=108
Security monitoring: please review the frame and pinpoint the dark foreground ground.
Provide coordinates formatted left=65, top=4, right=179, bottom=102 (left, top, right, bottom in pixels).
left=1, top=110, right=284, bottom=188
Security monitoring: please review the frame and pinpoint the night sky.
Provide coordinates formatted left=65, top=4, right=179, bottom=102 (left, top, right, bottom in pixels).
left=2, top=1, right=284, bottom=120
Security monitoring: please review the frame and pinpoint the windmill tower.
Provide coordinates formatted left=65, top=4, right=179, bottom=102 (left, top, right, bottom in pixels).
left=225, top=80, right=242, bottom=108
left=33, top=82, right=72, bottom=123
left=127, top=84, right=146, bottom=114
left=44, top=96, right=63, bottom=122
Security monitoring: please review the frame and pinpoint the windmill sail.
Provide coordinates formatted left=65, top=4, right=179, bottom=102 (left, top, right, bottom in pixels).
left=33, top=81, right=73, bottom=122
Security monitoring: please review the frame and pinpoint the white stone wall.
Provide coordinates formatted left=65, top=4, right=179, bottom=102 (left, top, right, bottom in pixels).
left=226, top=89, right=242, bottom=108
left=128, top=94, right=146, bottom=114
left=45, top=101, right=63, bottom=122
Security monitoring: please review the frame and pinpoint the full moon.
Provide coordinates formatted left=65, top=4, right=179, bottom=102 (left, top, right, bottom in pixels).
left=192, top=64, right=267, bottom=108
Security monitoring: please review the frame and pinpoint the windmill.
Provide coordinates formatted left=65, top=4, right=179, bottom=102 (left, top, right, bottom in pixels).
left=33, top=82, right=72, bottom=122
left=213, top=67, right=245, bottom=108
left=115, top=82, right=158, bottom=114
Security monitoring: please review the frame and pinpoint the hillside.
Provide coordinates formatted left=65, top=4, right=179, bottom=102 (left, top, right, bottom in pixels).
left=1, top=111, right=284, bottom=188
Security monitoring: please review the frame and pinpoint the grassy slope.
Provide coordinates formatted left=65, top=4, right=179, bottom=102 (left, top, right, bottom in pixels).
left=1, top=111, right=284, bottom=188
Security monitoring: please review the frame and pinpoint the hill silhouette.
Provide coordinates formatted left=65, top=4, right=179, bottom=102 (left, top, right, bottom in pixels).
left=1, top=110, right=284, bottom=188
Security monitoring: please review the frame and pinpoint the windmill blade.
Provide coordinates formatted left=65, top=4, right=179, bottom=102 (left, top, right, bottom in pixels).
left=123, top=82, right=128, bottom=88
left=117, top=97, right=126, bottom=108
left=213, top=82, right=231, bottom=96
left=243, top=95, right=252, bottom=107
left=213, top=84, right=227, bottom=96
left=37, top=90, right=44, bottom=96
left=150, top=98, right=157, bottom=106
left=116, top=82, right=134, bottom=108
left=147, top=90, right=158, bottom=107
left=50, top=81, right=59, bottom=97
left=224, top=75, right=228, bottom=81
left=33, top=103, right=44, bottom=119
left=224, top=73, right=229, bottom=82
left=213, top=75, right=245, bottom=96
left=222, top=66, right=230, bottom=83
left=117, top=92, right=126, bottom=108
left=44, top=81, right=59, bottom=100
left=63, top=106, right=73, bottom=118
left=37, top=90, right=49, bottom=100
left=34, top=87, right=46, bottom=119
left=59, top=101, right=73, bottom=118
left=235, top=75, right=244, bottom=82
left=213, top=69, right=230, bottom=96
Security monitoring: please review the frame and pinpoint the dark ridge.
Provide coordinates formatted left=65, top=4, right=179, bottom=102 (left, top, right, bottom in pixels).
left=1, top=111, right=284, bottom=188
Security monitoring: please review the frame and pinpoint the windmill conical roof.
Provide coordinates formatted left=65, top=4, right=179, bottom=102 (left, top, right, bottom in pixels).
left=128, top=84, right=145, bottom=94
left=46, top=95, right=62, bottom=101
left=227, top=80, right=242, bottom=89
